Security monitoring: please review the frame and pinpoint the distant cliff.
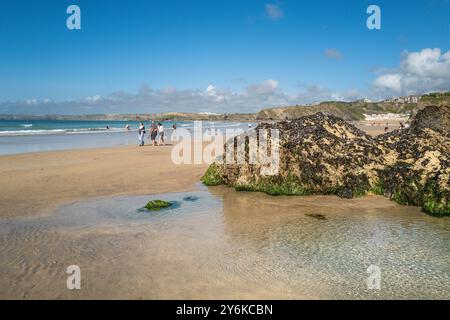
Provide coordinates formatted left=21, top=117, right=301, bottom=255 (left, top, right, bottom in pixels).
left=256, top=92, right=450, bottom=121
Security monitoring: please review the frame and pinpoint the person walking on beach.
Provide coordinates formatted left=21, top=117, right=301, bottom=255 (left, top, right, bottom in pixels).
left=149, top=121, right=158, bottom=146
left=157, top=122, right=165, bottom=146
left=138, top=122, right=146, bottom=146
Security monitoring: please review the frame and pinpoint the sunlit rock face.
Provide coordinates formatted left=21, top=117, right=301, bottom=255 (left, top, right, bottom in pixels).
left=203, top=106, right=449, bottom=216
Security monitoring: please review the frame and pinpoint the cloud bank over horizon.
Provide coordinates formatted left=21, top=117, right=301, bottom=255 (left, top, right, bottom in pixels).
left=1, top=48, right=449, bottom=115
left=373, top=48, right=450, bottom=97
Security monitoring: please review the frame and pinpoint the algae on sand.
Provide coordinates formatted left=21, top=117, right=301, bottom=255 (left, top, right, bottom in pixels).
left=144, top=200, right=172, bottom=211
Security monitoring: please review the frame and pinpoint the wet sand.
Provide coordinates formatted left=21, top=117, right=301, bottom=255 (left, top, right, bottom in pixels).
left=0, top=145, right=207, bottom=219
left=1, top=187, right=448, bottom=299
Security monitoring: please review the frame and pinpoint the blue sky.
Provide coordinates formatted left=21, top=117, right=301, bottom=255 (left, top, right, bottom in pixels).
left=0, top=0, right=449, bottom=114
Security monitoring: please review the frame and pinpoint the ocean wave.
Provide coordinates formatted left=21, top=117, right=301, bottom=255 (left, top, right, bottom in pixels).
left=66, top=127, right=126, bottom=133
left=0, top=129, right=67, bottom=136
left=0, top=128, right=129, bottom=136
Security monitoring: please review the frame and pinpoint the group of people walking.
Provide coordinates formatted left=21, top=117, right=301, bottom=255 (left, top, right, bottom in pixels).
left=138, top=121, right=166, bottom=147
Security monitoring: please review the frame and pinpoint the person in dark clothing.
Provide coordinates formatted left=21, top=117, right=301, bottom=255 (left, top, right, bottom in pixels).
left=149, top=121, right=158, bottom=146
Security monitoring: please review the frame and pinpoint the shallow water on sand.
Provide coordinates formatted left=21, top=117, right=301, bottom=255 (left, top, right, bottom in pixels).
left=1, top=186, right=449, bottom=299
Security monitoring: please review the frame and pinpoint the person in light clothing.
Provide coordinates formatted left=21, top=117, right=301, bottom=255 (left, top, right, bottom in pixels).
left=157, top=122, right=165, bottom=146
left=138, top=122, right=145, bottom=146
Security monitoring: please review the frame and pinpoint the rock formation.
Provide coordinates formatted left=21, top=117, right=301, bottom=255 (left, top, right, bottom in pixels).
left=202, top=105, right=450, bottom=216
left=374, top=105, right=449, bottom=216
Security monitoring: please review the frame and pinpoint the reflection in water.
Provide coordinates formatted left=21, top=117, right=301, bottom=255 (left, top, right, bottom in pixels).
left=0, top=186, right=449, bottom=299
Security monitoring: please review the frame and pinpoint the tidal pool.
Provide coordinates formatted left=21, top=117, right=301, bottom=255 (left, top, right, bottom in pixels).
left=1, top=185, right=449, bottom=299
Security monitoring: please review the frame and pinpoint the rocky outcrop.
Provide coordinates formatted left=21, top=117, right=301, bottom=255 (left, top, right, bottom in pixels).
left=374, top=105, right=449, bottom=216
left=409, top=104, right=450, bottom=133
left=202, top=105, right=450, bottom=216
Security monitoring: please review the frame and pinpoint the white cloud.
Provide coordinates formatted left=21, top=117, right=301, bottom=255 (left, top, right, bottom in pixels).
left=295, top=85, right=362, bottom=104
left=373, top=48, right=450, bottom=95
left=373, top=74, right=402, bottom=92
left=204, top=85, right=216, bottom=97
left=26, top=98, right=38, bottom=105
left=202, top=84, right=226, bottom=102
left=402, top=48, right=450, bottom=77
left=246, top=79, right=279, bottom=95
left=265, top=4, right=284, bottom=21
left=324, top=48, right=343, bottom=60
left=86, top=95, right=101, bottom=102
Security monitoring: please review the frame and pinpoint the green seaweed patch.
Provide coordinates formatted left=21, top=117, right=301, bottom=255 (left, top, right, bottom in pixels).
left=235, top=174, right=311, bottom=196
left=422, top=178, right=450, bottom=217
left=377, top=162, right=449, bottom=217
left=370, top=180, right=385, bottom=196
left=144, top=200, right=172, bottom=211
left=201, top=164, right=224, bottom=186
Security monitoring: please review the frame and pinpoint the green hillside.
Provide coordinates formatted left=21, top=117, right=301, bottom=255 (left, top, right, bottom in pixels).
left=256, top=92, right=450, bottom=121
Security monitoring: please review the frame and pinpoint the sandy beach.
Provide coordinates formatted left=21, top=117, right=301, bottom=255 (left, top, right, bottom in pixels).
left=1, top=0, right=449, bottom=303
left=0, top=145, right=207, bottom=219
left=0, top=121, right=449, bottom=300
left=354, top=119, right=407, bottom=137
left=0, top=121, right=401, bottom=219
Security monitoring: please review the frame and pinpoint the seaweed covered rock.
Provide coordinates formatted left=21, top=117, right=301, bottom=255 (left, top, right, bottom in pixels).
left=202, top=106, right=449, bottom=216
left=205, top=112, right=384, bottom=198
left=409, top=104, right=450, bottom=133
left=375, top=105, right=450, bottom=216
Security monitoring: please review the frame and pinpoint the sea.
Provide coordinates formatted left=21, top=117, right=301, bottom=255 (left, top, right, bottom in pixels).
left=0, top=120, right=252, bottom=155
